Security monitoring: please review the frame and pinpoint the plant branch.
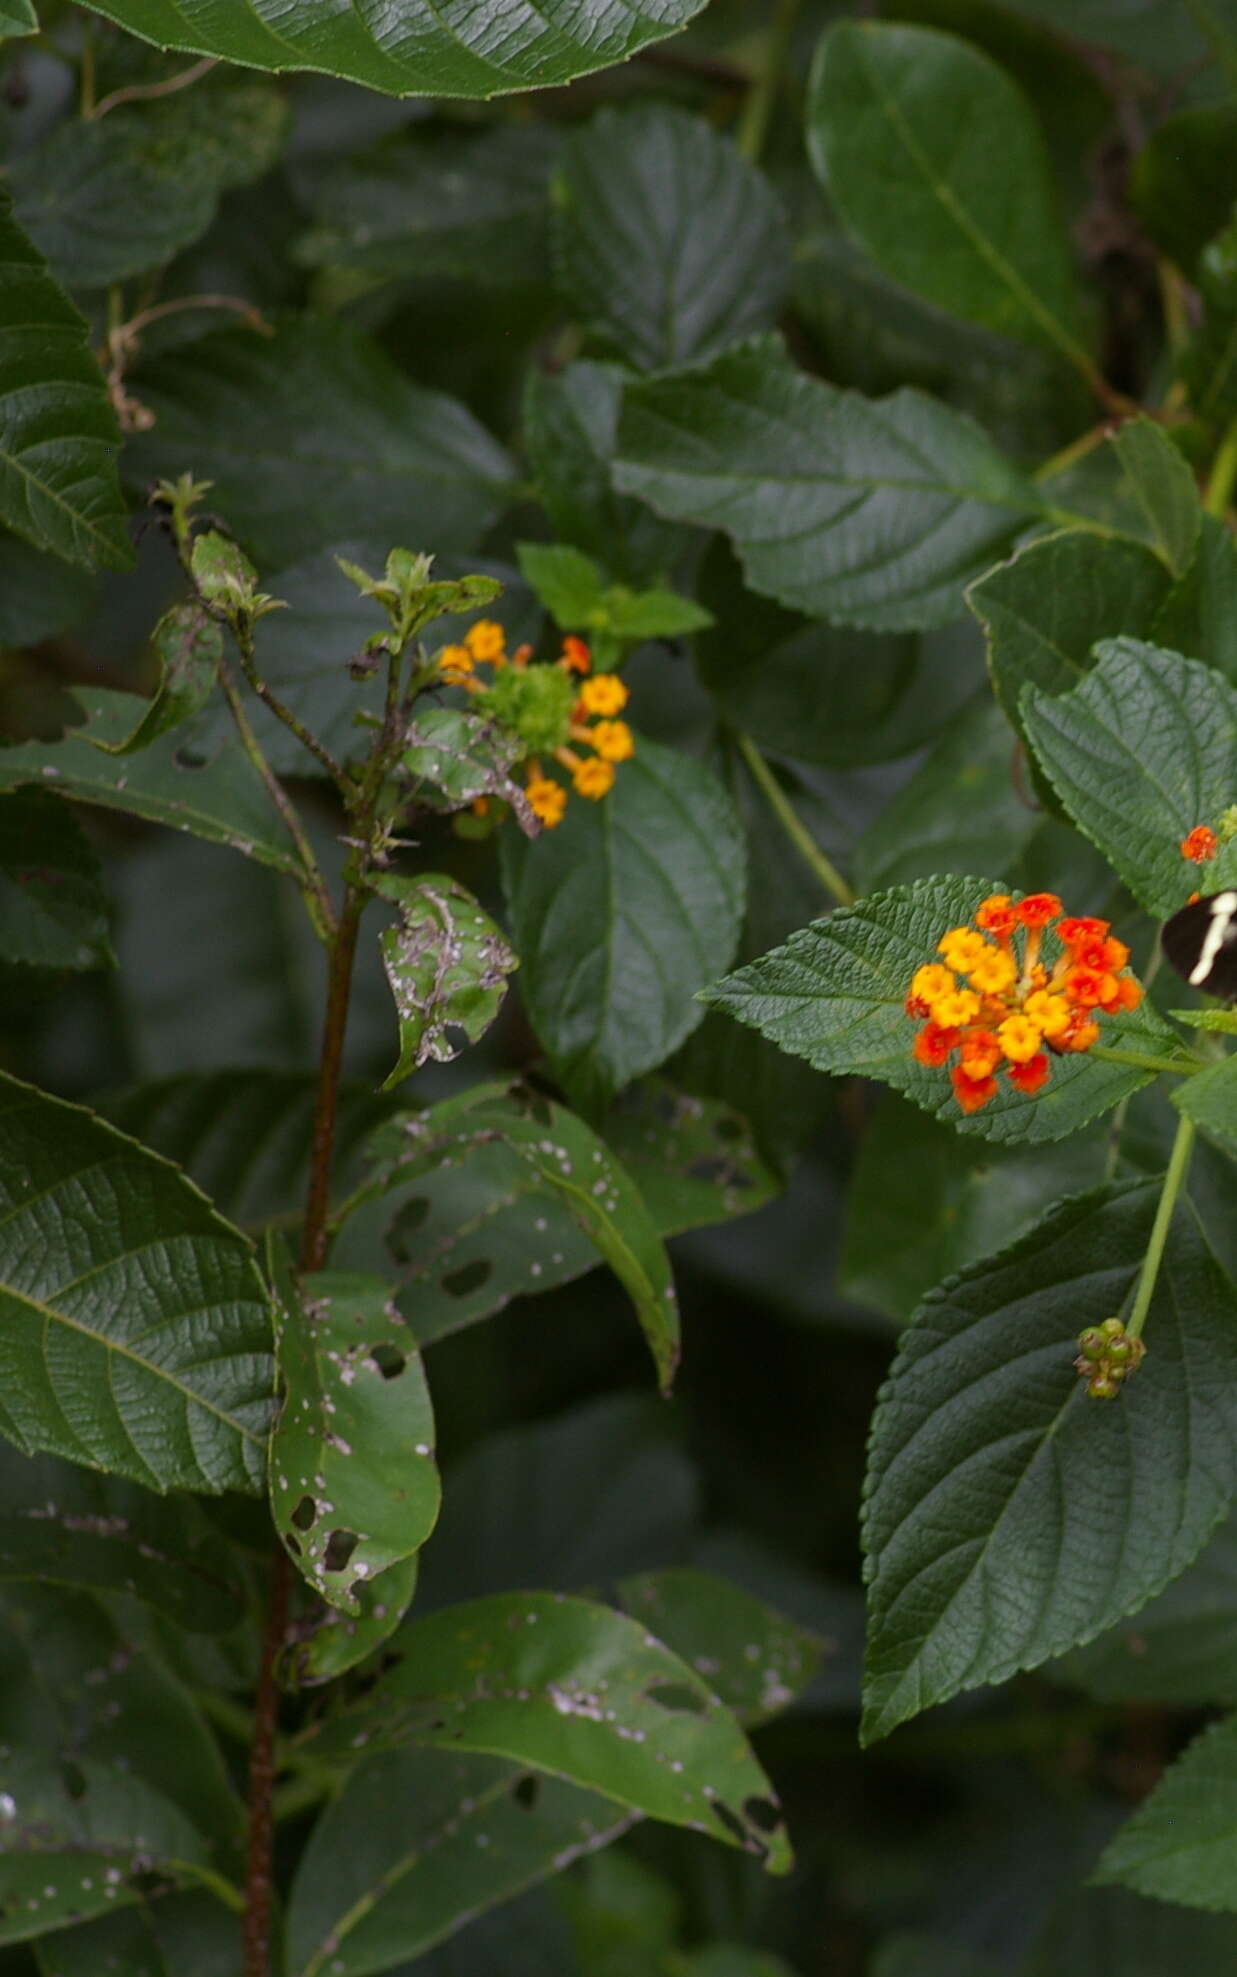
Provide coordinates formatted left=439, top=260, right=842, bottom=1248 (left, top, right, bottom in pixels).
left=232, top=627, right=352, bottom=795
left=737, top=0, right=803, bottom=164
left=1124, top=1112, right=1196, bottom=1341
left=1090, top=1044, right=1201, bottom=1077
left=90, top=55, right=216, bottom=119
left=217, top=661, right=337, bottom=939
left=735, top=731, right=854, bottom=907
left=1205, top=415, right=1237, bottom=520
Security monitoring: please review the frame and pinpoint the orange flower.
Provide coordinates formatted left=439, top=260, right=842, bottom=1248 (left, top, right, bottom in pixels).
left=561, top=635, right=592, bottom=675
left=950, top=1065, right=999, bottom=1114
left=957, top=1030, right=1003, bottom=1081
left=591, top=718, right=635, bottom=763
left=577, top=674, right=628, bottom=718
left=1008, top=1052, right=1050, bottom=1095
left=1181, top=825, right=1218, bottom=863
left=526, top=776, right=567, bottom=827
left=465, top=619, right=507, bottom=662
left=975, top=893, right=1018, bottom=935
left=572, top=756, right=616, bottom=800
left=1057, top=916, right=1110, bottom=946
left=913, top=1021, right=961, bottom=1066
left=1014, top=893, right=1063, bottom=928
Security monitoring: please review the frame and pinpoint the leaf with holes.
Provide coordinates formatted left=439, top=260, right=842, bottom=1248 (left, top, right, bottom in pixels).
left=89, top=603, right=222, bottom=758
left=371, top=1087, right=679, bottom=1390
left=616, top=1569, right=823, bottom=1728
left=300, top=1590, right=792, bottom=1872
left=552, top=103, right=789, bottom=373
left=501, top=739, right=745, bottom=1114
left=286, top=1748, right=633, bottom=1977
left=286, top=1556, right=419, bottom=1688
left=373, top=874, right=517, bottom=1089
left=0, top=791, right=113, bottom=971
left=0, top=689, right=301, bottom=873
left=1021, top=639, right=1237, bottom=917
left=1109, top=418, right=1202, bottom=578
left=0, top=1070, right=274, bottom=1494
left=861, top=1181, right=1237, bottom=1743
left=703, top=876, right=1183, bottom=1148
left=0, top=194, right=129, bottom=570
left=613, top=337, right=1044, bottom=632
left=401, top=708, right=537, bottom=831
left=268, top=1250, right=439, bottom=1615
left=1094, top=1712, right=1237, bottom=1911
left=601, top=1080, right=778, bottom=1237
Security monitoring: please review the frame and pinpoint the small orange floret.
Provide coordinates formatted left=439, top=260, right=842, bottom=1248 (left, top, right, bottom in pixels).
left=913, top=1021, right=961, bottom=1067
left=1064, top=965, right=1119, bottom=1011
left=1057, top=916, right=1110, bottom=946
left=572, top=756, right=616, bottom=800
left=1015, top=892, right=1063, bottom=928
left=465, top=619, right=507, bottom=662
left=957, top=1030, right=1003, bottom=1081
left=1115, top=973, right=1143, bottom=1011
left=1008, top=1052, right=1050, bottom=1095
left=561, top=635, right=591, bottom=675
left=591, top=718, right=635, bottom=762
left=1056, top=1015, right=1102, bottom=1054
left=975, top=893, right=1018, bottom=935
left=578, top=673, right=628, bottom=717
left=526, top=776, right=567, bottom=827
left=950, top=1065, right=999, bottom=1113
left=1181, top=825, right=1219, bottom=863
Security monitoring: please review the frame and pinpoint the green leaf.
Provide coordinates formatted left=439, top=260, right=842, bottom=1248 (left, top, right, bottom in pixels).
left=1174, top=1056, right=1237, bottom=1159
left=605, top=588, right=712, bottom=641
left=853, top=695, right=1035, bottom=895
left=1021, top=637, right=1237, bottom=918
left=515, top=543, right=605, bottom=627
left=30, top=1893, right=243, bottom=1977
left=286, top=1748, right=633, bottom=1977
left=1095, top=1712, right=1237, bottom=1910
left=861, top=1180, right=1237, bottom=1742
left=0, top=791, right=113, bottom=971
left=1053, top=1506, right=1237, bottom=1705
left=704, top=876, right=1181, bottom=1147
left=0, top=0, right=37, bottom=35
left=77, top=0, right=709, bottom=99
left=0, top=1070, right=274, bottom=1494
left=9, top=79, right=287, bottom=290
left=501, top=739, right=744, bottom=1113
left=127, top=316, right=516, bottom=572
left=268, top=1251, right=439, bottom=1614
left=872, top=1935, right=1003, bottom=1977
left=1131, top=103, right=1237, bottom=279
left=552, top=104, right=789, bottom=374
left=287, top=1555, right=418, bottom=1688
left=841, top=1092, right=1107, bottom=1323
left=89, top=603, right=221, bottom=757
left=967, top=529, right=1173, bottom=738
left=601, top=1079, right=779, bottom=1237
left=401, top=707, right=536, bottom=828
left=1025, top=1879, right=1237, bottom=1977
left=369, top=1087, right=680, bottom=1391
left=1186, top=210, right=1237, bottom=427
left=0, top=688, right=300, bottom=873
left=1152, top=513, right=1237, bottom=682
left=0, top=1443, right=244, bottom=1631
left=615, top=1568, right=823, bottom=1727
left=523, top=361, right=690, bottom=587
left=0, top=529, right=94, bottom=646
left=806, top=22, right=1080, bottom=354
left=0, top=194, right=130, bottom=571
left=373, top=874, right=517, bottom=1089
left=1108, top=418, right=1202, bottom=578
left=613, top=337, right=1044, bottom=632
left=301, top=1590, right=792, bottom=1872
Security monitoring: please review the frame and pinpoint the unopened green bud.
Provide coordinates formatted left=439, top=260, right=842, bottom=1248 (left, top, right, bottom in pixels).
left=1088, top=1376, right=1118, bottom=1401
left=1077, top=1328, right=1107, bottom=1362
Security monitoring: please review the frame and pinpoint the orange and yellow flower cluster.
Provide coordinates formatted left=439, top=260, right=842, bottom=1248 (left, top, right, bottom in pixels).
left=437, top=621, right=634, bottom=828
left=905, top=893, right=1144, bottom=1115
left=1181, top=824, right=1219, bottom=864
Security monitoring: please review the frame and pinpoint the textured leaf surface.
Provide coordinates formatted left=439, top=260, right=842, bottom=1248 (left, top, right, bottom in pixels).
left=286, top=1748, right=632, bottom=1977
left=553, top=104, right=789, bottom=373
left=0, top=195, right=129, bottom=570
left=1055, top=1508, right=1237, bottom=1705
left=613, top=338, right=1043, bottom=631
left=1096, top=1712, right=1237, bottom=1910
left=303, top=1590, right=791, bottom=1871
left=861, top=1182, right=1237, bottom=1741
left=1021, top=638, right=1237, bottom=917
left=127, top=317, right=516, bottom=571
left=501, top=739, right=745, bottom=1113
left=0, top=688, right=299, bottom=872
left=371, top=1088, right=679, bottom=1390
left=1109, top=417, right=1202, bottom=578
left=0, top=1071, right=274, bottom=1493
left=705, top=876, right=1181, bottom=1147
left=1174, top=1056, right=1237, bottom=1160
left=807, top=22, right=1078, bottom=350
left=0, top=791, right=112, bottom=971
left=77, top=0, right=709, bottom=100
left=269, top=1255, right=438, bottom=1613
left=374, top=874, right=517, bottom=1088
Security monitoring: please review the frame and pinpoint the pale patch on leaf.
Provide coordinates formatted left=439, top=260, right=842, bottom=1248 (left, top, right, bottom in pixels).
left=374, top=873, right=517, bottom=1089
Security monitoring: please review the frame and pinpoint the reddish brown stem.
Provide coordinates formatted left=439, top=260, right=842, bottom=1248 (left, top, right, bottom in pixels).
left=242, top=883, right=366, bottom=1973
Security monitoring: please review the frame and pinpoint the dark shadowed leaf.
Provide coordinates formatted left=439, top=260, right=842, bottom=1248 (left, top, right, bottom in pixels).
left=0, top=791, right=113, bottom=971
left=616, top=1569, right=823, bottom=1727
left=1174, top=1056, right=1237, bottom=1160
left=1095, top=1712, right=1237, bottom=1910
left=89, top=603, right=221, bottom=757
left=853, top=695, right=1034, bottom=894
left=1108, top=418, right=1202, bottom=577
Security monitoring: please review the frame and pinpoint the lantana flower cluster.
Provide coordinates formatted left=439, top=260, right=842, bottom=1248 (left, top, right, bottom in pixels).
left=437, top=620, right=634, bottom=828
left=905, top=893, right=1144, bottom=1115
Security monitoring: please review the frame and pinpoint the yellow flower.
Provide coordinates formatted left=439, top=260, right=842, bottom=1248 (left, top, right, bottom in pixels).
left=997, top=1013, right=1043, bottom=1064
left=465, top=619, right=506, bottom=662
left=578, top=674, right=629, bottom=717
left=526, top=776, right=567, bottom=827
left=572, top=756, right=616, bottom=800
left=591, top=718, right=635, bottom=763
left=1023, top=989, right=1072, bottom=1040
left=910, top=962, right=956, bottom=1006
left=937, top=927, right=990, bottom=974
left=968, top=947, right=1017, bottom=996
left=931, top=988, right=982, bottom=1029
left=439, top=643, right=474, bottom=678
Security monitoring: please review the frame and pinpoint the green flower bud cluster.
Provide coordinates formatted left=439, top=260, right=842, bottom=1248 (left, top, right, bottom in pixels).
left=477, top=662, right=576, bottom=756
left=1074, top=1317, right=1146, bottom=1400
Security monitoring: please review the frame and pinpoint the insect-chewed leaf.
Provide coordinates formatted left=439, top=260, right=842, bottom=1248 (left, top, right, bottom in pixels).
left=285, top=1556, right=419, bottom=1688
left=0, top=1071, right=274, bottom=1494
left=298, top=1590, right=792, bottom=1873
left=861, top=1181, right=1237, bottom=1743
left=267, top=1247, right=439, bottom=1616
left=88, top=603, right=222, bottom=758
left=402, top=707, right=537, bottom=831
left=0, top=789, right=113, bottom=971
left=704, top=875, right=1183, bottom=1147
left=374, top=873, right=517, bottom=1089
left=616, top=1568, right=824, bottom=1728
left=1021, top=638, right=1237, bottom=917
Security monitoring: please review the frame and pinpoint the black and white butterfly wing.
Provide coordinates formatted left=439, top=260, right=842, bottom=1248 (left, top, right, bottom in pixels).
left=1161, top=890, right=1237, bottom=997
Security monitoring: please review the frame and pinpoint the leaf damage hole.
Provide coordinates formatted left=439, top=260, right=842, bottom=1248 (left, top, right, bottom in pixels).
left=743, top=1794, right=782, bottom=1834
left=441, top=1257, right=492, bottom=1298
left=173, top=744, right=209, bottom=770
left=713, top=1116, right=743, bottom=1143
left=290, top=1495, right=317, bottom=1533
left=642, top=1680, right=707, bottom=1717
left=323, top=1529, right=359, bottom=1573
left=59, top=1760, right=87, bottom=1803
left=386, top=1196, right=431, bottom=1262
left=510, top=1774, right=540, bottom=1811
left=687, top=1155, right=750, bottom=1189
left=711, top=1798, right=764, bottom=1857
left=370, top=1342, right=406, bottom=1380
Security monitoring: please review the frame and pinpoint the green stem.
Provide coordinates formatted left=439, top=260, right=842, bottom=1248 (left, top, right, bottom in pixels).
left=1034, top=422, right=1112, bottom=487
left=736, top=0, right=802, bottom=164
left=78, top=20, right=95, bottom=116
left=1205, top=415, right=1237, bottom=520
left=218, top=662, right=337, bottom=939
left=1124, top=1113, right=1197, bottom=1341
left=1181, top=0, right=1237, bottom=94
left=735, top=731, right=854, bottom=908
left=233, top=629, right=351, bottom=794
left=1090, top=1044, right=1201, bottom=1077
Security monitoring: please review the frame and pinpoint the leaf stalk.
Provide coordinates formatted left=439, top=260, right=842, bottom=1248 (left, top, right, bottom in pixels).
left=734, top=731, right=854, bottom=908
left=1124, top=1113, right=1196, bottom=1342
